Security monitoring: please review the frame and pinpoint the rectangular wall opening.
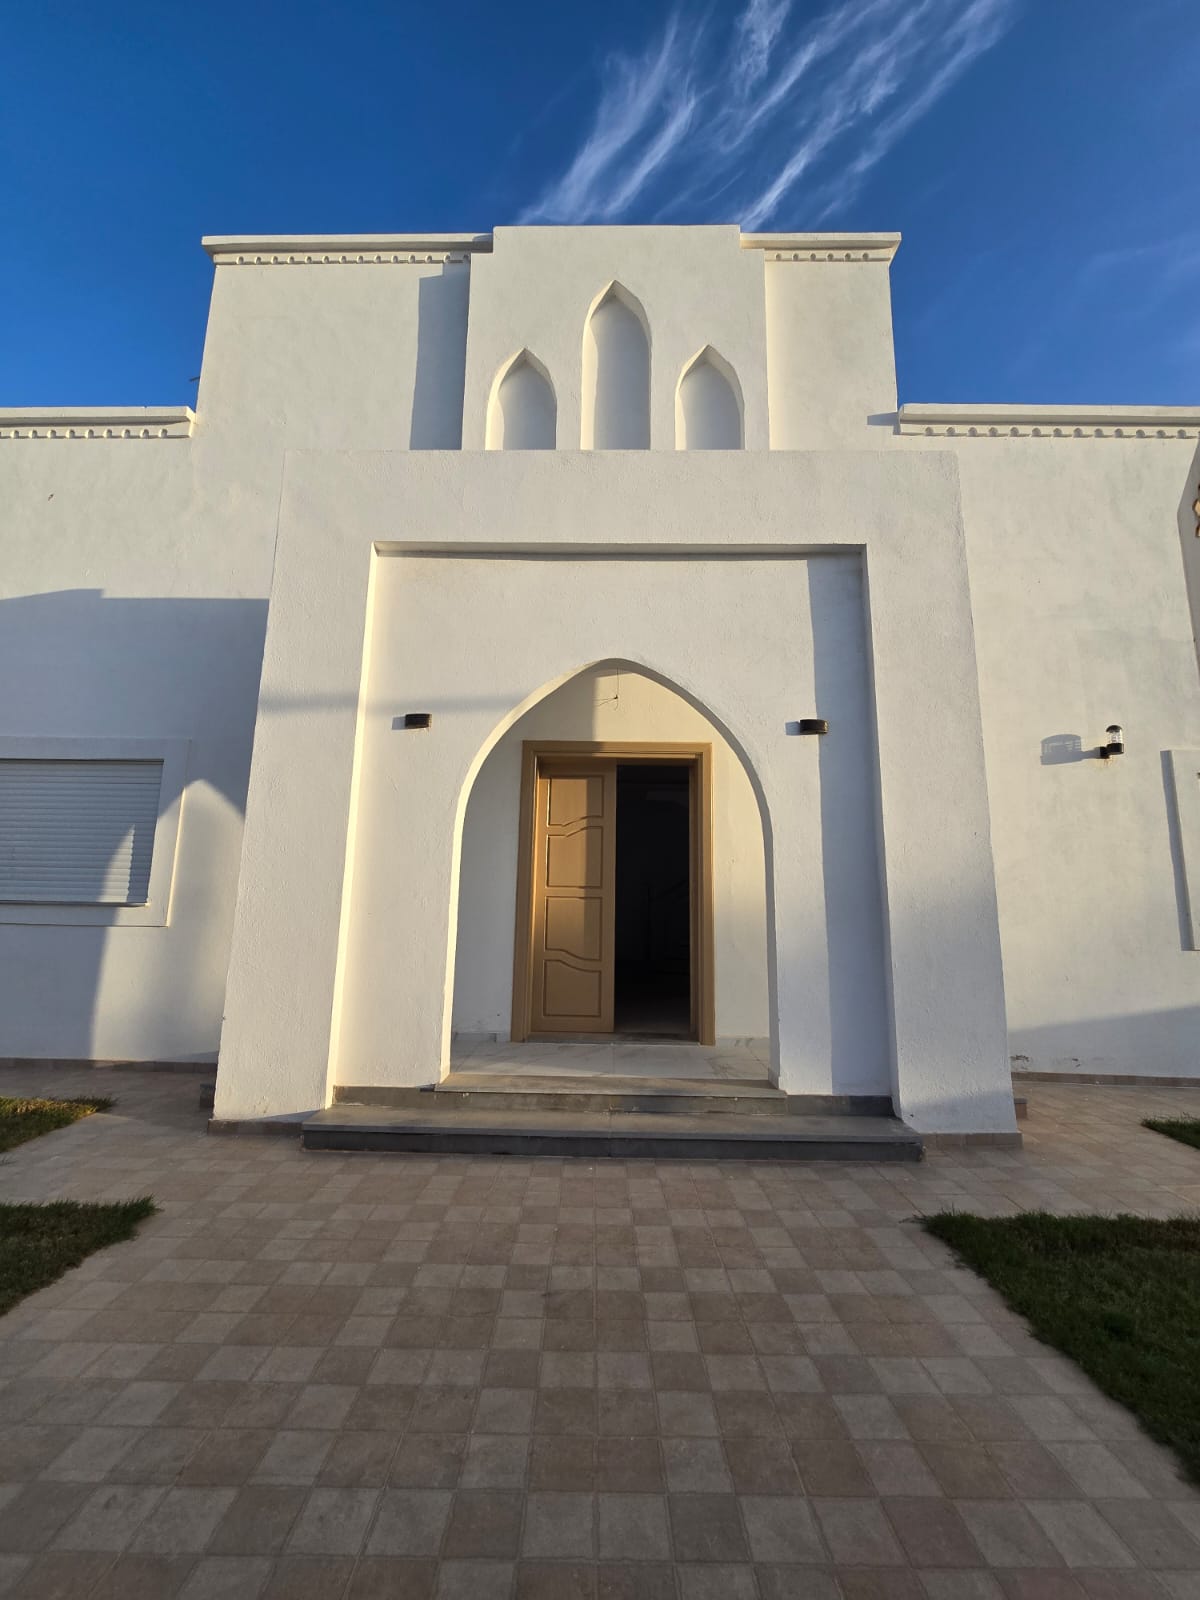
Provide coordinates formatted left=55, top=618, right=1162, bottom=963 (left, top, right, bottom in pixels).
left=613, top=762, right=693, bottom=1037
left=514, top=741, right=714, bottom=1046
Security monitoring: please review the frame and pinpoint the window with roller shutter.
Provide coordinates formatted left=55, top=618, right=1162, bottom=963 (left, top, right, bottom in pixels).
left=0, top=759, right=164, bottom=905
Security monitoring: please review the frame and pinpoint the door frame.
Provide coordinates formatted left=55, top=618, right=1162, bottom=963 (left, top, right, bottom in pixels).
left=511, top=740, right=715, bottom=1045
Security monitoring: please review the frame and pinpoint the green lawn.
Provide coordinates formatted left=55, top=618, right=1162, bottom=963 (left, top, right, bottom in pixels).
left=923, top=1211, right=1200, bottom=1484
left=0, top=1095, right=113, bottom=1153
left=1143, top=1118, right=1200, bottom=1152
left=0, top=1198, right=156, bottom=1318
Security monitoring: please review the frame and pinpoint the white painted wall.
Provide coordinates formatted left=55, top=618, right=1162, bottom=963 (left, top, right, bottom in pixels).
left=0, top=242, right=474, bottom=1064
left=764, top=249, right=898, bottom=448
left=5, top=222, right=1195, bottom=1114
left=902, top=427, right=1200, bottom=1076
left=196, top=252, right=470, bottom=451
left=215, top=448, right=1007, bottom=1131
left=461, top=227, right=770, bottom=451
left=451, top=666, right=770, bottom=1040
left=0, top=440, right=269, bottom=1062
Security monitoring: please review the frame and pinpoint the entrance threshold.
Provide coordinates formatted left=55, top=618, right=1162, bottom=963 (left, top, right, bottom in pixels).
left=318, top=1040, right=915, bottom=1159
left=450, top=1037, right=770, bottom=1083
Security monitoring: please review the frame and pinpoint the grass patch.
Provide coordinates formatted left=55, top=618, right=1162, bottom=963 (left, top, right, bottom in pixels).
left=1143, top=1118, right=1200, bottom=1152
left=923, top=1210, right=1200, bottom=1484
left=0, top=1095, right=114, bottom=1154
left=0, top=1198, right=156, bottom=1318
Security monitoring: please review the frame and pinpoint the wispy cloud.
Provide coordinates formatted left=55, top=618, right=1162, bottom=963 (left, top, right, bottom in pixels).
left=731, top=0, right=791, bottom=97
left=517, top=0, right=1019, bottom=227
left=1078, top=228, right=1200, bottom=375
left=1082, top=235, right=1200, bottom=291
left=518, top=15, right=701, bottom=225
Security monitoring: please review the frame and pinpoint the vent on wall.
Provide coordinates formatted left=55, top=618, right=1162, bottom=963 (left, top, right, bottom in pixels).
left=0, top=759, right=163, bottom=905
left=581, top=284, right=650, bottom=449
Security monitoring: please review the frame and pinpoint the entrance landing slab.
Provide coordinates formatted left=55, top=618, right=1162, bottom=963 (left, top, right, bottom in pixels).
left=449, top=1037, right=771, bottom=1081
left=332, top=1074, right=896, bottom=1122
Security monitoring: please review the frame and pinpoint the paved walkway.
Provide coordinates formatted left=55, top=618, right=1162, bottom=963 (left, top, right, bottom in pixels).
left=0, top=1065, right=1199, bottom=1599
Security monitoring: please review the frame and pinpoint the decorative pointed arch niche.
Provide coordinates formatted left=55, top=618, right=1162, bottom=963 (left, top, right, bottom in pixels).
left=485, top=350, right=556, bottom=450
left=676, top=347, right=744, bottom=449
left=581, top=284, right=650, bottom=449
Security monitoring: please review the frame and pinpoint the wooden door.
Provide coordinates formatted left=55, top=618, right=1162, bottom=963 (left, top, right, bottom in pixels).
left=529, top=762, right=617, bottom=1034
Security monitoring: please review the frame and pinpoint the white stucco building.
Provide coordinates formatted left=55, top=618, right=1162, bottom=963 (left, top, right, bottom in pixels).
left=2, top=225, right=1198, bottom=1144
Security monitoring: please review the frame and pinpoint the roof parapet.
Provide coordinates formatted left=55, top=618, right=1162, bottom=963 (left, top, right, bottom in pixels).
left=0, top=407, right=195, bottom=440
left=741, top=233, right=901, bottom=263
left=899, top=403, right=1200, bottom=438
left=202, top=234, right=492, bottom=265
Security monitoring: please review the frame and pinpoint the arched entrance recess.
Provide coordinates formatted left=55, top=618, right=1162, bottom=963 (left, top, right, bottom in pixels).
left=442, top=659, right=778, bottom=1077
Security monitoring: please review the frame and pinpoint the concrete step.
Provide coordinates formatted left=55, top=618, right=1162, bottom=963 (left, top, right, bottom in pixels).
left=333, top=1076, right=895, bottom=1120
left=303, top=1102, right=923, bottom=1161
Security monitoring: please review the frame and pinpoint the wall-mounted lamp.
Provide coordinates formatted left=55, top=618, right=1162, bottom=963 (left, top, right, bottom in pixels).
left=786, top=718, right=829, bottom=736
left=1098, top=723, right=1123, bottom=759
left=396, top=712, right=432, bottom=731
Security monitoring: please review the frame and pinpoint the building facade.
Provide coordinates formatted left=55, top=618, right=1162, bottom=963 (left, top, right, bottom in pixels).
left=2, top=225, right=1198, bottom=1137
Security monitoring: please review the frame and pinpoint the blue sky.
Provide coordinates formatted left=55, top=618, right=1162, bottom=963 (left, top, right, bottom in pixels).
left=2, top=0, right=1197, bottom=407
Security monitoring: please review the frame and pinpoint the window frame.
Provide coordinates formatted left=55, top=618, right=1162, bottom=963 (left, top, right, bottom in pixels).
left=0, top=737, right=188, bottom=927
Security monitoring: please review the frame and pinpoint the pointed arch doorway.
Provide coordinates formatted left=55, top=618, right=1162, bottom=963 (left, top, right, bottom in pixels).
left=510, top=741, right=715, bottom=1045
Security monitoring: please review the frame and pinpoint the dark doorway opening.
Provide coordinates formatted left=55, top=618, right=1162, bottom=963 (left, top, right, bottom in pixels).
left=614, top=763, right=692, bottom=1037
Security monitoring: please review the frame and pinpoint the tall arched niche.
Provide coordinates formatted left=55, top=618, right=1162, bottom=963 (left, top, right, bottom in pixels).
left=675, top=347, right=744, bottom=449
left=581, top=285, right=650, bottom=449
left=485, top=351, right=556, bottom=450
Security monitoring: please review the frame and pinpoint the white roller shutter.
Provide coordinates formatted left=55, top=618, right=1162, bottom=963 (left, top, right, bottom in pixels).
left=0, top=759, right=163, bottom=905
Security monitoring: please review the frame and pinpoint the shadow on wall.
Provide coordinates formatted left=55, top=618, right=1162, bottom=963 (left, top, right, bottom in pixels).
left=1039, top=738, right=1195, bottom=956
left=0, top=590, right=268, bottom=1060
left=1009, top=1004, right=1200, bottom=1076
left=1040, top=734, right=1120, bottom=765
left=809, top=558, right=892, bottom=1096
left=410, top=264, right=470, bottom=450
left=1041, top=734, right=1087, bottom=765
left=1161, top=750, right=1197, bottom=952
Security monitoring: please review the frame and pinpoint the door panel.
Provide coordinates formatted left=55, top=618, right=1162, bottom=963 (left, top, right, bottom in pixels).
left=546, top=826, right=604, bottom=889
left=545, top=896, right=603, bottom=962
left=543, top=960, right=603, bottom=1019
left=530, top=763, right=616, bottom=1033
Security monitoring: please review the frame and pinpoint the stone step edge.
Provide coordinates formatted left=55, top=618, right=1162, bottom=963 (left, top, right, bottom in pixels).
left=332, top=1082, right=896, bottom=1118
left=301, top=1117, right=923, bottom=1163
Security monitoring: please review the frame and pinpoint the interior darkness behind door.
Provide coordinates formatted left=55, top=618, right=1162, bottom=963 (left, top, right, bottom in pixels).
left=613, top=763, right=691, bottom=1037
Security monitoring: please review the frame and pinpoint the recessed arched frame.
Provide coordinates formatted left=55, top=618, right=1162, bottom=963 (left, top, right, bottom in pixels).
left=485, top=348, right=557, bottom=450
left=675, top=346, right=745, bottom=450
left=439, top=656, right=777, bottom=1078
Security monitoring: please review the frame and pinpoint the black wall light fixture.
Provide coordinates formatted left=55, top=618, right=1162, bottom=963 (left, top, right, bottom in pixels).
left=1098, top=723, right=1123, bottom=759
left=787, top=718, right=829, bottom=735
left=396, top=712, right=432, bottom=730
